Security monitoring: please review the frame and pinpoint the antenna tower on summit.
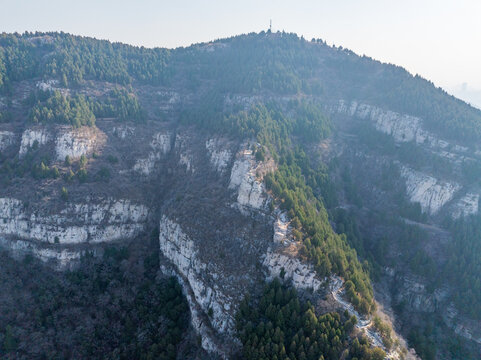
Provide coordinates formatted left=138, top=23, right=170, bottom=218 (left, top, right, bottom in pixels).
left=269, top=19, right=272, bottom=32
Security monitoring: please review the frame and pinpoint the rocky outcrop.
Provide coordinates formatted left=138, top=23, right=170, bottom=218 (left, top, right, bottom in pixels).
left=333, top=99, right=481, bottom=219
left=273, top=212, right=291, bottom=244
left=175, top=134, right=195, bottom=172
left=339, top=100, right=426, bottom=143
left=401, top=166, right=460, bottom=214
left=36, top=79, right=66, bottom=94
left=55, top=126, right=106, bottom=161
left=206, top=139, right=232, bottom=174
left=158, top=216, right=234, bottom=356
left=334, top=100, right=432, bottom=145
left=162, top=263, right=226, bottom=357
left=112, top=125, right=135, bottom=139
left=150, top=133, right=415, bottom=358
left=444, top=304, right=481, bottom=345
left=452, top=193, right=479, bottom=219
left=0, top=197, right=148, bottom=244
left=263, top=250, right=323, bottom=291
left=0, top=131, right=15, bottom=151
left=228, top=146, right=268, bottom=211
left=333, top=100, right=472, bottom=162
left=19, top=128, right=50, bottom=156
left=133, top=131, right=172, bottom=175
left=394, top=274, right=448, bottom=313
left=0, top=237, right=83, bottom=269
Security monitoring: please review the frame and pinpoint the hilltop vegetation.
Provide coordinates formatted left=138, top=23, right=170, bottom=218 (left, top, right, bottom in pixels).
left=2, top=31, right=481, bottom=141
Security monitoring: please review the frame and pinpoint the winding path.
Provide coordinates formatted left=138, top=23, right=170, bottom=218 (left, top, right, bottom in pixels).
left=330, top=276, right=399, bottom=358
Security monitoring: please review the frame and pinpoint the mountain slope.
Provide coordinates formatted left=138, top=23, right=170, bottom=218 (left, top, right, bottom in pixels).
left=0, top=31, right=480, bottom=359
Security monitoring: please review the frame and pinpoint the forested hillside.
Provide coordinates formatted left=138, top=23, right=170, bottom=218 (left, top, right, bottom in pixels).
left=2, top=31, right=481, bottom=140
left=0, top=31, right=480, bottom=359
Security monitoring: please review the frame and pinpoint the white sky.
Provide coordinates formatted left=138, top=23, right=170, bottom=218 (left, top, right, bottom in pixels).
left=2, top=0, right=481, bottom=107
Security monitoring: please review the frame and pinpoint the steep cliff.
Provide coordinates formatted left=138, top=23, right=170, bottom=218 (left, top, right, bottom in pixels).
left=0, top=31, right=480, bottom=360
left=55, top=126, right=106, bottom=161
left=329, top=98, right=481, bottom=357
left=154, top=136, right=410, bottom=358
left=400, top=166, right=460, bottom=215
left=133, top=131, right=172, bottom=175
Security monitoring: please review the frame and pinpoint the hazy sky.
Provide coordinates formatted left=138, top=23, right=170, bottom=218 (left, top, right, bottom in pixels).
left=2, top=0, right=481, bottom=106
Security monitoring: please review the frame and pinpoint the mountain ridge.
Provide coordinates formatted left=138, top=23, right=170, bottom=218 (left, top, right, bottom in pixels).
left=0, top=30, right=479, bottom=359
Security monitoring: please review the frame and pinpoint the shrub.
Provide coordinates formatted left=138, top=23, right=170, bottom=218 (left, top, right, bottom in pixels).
left=77, top=169, right=87, bottom=183
left=61, top=187, right=68, bottom=201
left=96, top=167, right=110, bottom=182
left=79, top=155, right=87, bottom=168
left=107, top=154, right=118, bottom=164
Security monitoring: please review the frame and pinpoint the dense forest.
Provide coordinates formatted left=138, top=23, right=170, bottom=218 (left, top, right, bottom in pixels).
left=444, top=214, right=481, bottom=319
left=236, top=279, right=384, bottom=360
left=0, top=241, right=200, bottom=359
left=28, top=90, right=95, bottom=127
left=25, top=88, right=145, bottom=127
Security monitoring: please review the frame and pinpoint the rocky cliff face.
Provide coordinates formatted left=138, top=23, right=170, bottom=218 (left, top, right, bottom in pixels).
left=155, top=139, right=274, bottom=356
left=19, top=127, right=51, bottom=156
left=329, top=98, right=481, bottom=355
left=0, top=195, right=149, bottom=269
left=334, top=100, right=450, bottom=149
left=2, top=32, right=480, bottom=359
left=0, top=116, right=156, bottom=268
left=0, top=197, right=148, bottom=245
left=55, top=126, right=106, bottom=161
left=331, top=99, right=480, bottom=219
left=400, top=166, right=460, bottom=215
left=1, top=77, right=477, bottom=358
left=228, top=144, right=270, bottom=212
left=133, top=131, right=172, bottom=175
left=17, top=124, right=107, bottom=161
left=0, top=96, right=420, bottom=359
left=0, top=237, right=83, bottom=268
left=152, top=136, right=409, bottom=358
left=159, top=216, right=235, bottom=357
left=452, top=192, right=479, bottom=219
left=206, top=139, right=232, bottom=174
